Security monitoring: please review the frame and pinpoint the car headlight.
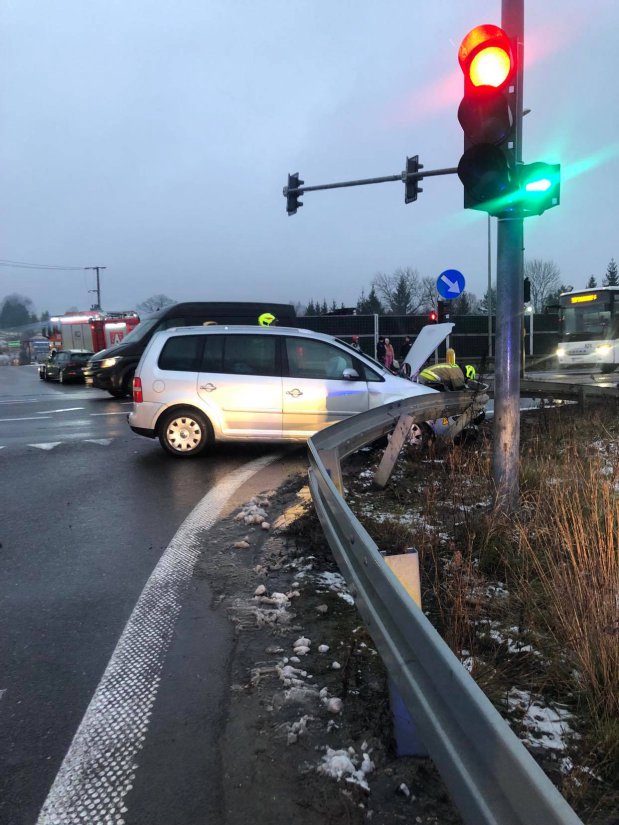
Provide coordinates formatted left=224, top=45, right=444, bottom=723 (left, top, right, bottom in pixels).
left=101, top=357, right=121, bottom=368
left=556, top=347, right=565, bottom=357
left=596, top=344, right=612, bottom=354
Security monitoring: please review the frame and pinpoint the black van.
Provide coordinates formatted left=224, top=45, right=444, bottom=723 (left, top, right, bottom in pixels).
left=83, top=301, right=297, bottom=397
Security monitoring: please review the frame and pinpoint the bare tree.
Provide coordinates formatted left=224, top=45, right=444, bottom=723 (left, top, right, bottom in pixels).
left=524, top=258, right=561, bottom=311
left=418, top=275, right=438, bottom=311
left=372, top=267, right=423, bottom=314
left=136, top=294, right=176, bottom=312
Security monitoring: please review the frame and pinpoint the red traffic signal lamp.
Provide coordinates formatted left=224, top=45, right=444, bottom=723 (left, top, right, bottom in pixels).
left=457, top=25, right=516, bottom=214
left=429, top=309, right=438, bottom=323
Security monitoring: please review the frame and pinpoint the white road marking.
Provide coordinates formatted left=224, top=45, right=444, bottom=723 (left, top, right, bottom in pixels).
left=0, top=416, right=52, bottom=422
left=84, top=438, right=113, bottom=446
left=90, top=411, right=128, bottom=416
left=29, top=442, right=62, bottom=450
left=37, top=452, right=281, bottom=824
left=36, top=407, right=84, bottom=414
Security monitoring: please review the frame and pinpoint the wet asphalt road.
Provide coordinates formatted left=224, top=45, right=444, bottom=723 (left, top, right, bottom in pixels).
left=0, top=366, right=297, bottom=825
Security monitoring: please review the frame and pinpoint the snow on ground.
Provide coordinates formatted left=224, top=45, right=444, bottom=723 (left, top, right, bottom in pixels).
left=507, top=688, right=576, bottom=752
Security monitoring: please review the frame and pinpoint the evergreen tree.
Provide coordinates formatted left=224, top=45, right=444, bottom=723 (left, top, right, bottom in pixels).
left=586, top=276, right=597, bottom=289
left=305, top=299, right=317, bottom=315
left=357, top=286, right=384, bottom=314
left=0, top=294, right=34, bottom=328
left=478, top=287, right=496, bottom=314
left=320, top=300, right=328, bottom=315
left=603, top=258, right=618, bottom=286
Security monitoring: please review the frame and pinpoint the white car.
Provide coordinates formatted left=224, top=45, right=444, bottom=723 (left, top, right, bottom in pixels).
left=128, top=324, right=453, bottom=457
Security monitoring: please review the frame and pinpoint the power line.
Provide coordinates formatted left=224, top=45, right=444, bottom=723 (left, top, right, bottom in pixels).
left=0, top=258, right=86, bottom=271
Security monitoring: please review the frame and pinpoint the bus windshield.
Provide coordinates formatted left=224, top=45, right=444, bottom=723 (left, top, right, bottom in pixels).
left=561, top=301, right=612, bottom=338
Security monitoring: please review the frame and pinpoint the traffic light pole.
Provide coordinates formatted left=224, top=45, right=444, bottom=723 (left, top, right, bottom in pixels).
left=493, top=0, right=524, bottom=512
left=283, top=163, right=457, bottom=214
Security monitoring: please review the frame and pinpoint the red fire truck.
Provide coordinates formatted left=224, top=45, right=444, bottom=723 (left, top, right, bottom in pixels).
left=44, top=311, right=140, bottom=353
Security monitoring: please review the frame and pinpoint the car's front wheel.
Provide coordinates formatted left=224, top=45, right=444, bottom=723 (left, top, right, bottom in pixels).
left=405, top=422, right=434, bottom=450
left=158, top=408, right=212, bottom=457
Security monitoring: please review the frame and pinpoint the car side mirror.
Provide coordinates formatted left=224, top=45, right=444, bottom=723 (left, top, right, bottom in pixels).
left=342, top=368, right=360, bottom=381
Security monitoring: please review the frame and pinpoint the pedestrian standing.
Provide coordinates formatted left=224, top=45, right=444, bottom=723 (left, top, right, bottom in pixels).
left=383, top=337, right=395, bottom=369
left=376, top=335, right=386, bottom=364
left=351, top=335, right=361, bottom=351
left=400, top=335, right=413, bottom=360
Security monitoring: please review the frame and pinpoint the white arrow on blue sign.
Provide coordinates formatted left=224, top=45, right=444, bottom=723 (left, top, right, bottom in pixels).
left=437, top=269, right=466, bottom=300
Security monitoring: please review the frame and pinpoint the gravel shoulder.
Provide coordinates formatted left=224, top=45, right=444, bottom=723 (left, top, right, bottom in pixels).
left=195, top=472, right=462, bottom=825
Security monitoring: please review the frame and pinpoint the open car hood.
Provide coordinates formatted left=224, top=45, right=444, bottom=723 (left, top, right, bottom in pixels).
left=402, top=323, right=454, bottom=376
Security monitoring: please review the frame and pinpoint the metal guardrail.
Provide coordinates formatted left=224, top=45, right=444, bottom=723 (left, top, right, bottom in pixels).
left=306, top=392, right=584, bottom=825
left=518, top=378, right=619, bottom=403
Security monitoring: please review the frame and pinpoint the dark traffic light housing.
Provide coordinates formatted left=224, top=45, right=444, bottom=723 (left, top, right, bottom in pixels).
left=429, top=309, right=438, bottom=323
left=285, top=173, right=304, bottom=215
left=404, top=155, right=424, bottom=203
left=457, top=24, right=516, bottom=215
left=437, top=300, right=450, bottom=323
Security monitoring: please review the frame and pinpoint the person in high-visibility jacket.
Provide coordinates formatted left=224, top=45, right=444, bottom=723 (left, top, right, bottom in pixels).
left=418, top=363, right=466, bottom=391
left=418, top=362, right=477, bottom=390
left=258, top=312, right=278, bottom=327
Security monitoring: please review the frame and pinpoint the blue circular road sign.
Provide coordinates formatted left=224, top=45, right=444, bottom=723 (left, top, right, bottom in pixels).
left=437, top=269, right=466, bottom=300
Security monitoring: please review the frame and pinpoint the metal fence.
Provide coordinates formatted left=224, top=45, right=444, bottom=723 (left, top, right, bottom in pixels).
left=299, top=313, right=560, bottom=365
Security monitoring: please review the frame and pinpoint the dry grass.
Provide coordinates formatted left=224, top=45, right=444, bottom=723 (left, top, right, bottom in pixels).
left=346, top=404, right=619, bottom=819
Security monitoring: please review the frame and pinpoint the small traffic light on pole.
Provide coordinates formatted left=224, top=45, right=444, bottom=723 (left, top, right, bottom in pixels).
left=457, top=24, right=516, bottom=215
left=428, top=309, right=438, bottom=323
left=523, top=276, right=531, bottom=304
left=437, top=299, right=450, bottom=323
left=285, top=173, right=304, bottom=215
left=404, top=155, right=423, bottom=203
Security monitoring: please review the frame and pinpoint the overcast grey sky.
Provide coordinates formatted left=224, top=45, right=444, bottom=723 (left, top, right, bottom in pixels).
left=1, top=0, right=618, bottom=316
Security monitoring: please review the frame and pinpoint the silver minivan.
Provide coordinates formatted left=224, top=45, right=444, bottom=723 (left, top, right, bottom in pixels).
left=128, top=325, right=440, bottom=457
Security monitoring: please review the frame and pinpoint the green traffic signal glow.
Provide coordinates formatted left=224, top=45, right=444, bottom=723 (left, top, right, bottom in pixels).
left=525, top=178, right=552, bottom=192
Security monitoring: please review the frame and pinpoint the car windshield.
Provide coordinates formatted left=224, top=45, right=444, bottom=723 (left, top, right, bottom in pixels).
left=117, top=317, right=159, bottom=345
left=69, top=353, right=93, bottom=362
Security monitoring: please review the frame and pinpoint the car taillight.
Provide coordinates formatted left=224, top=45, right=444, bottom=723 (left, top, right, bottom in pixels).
left=133, top=376, right=143, bottom=403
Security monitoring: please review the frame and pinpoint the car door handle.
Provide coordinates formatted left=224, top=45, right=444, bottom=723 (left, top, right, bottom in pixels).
left=286, top=388, right=303, bottom=398
left=199, top=383, right=217, bottom=392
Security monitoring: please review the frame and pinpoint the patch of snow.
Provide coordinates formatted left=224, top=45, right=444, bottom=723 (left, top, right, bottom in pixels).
left=317, top=747, right=375, bottom=792
left=508, top=689, right=575, bottom=752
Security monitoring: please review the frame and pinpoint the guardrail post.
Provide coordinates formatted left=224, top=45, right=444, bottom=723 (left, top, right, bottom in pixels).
left=384, top=549, right=428, bottom=756
left=374, top=413, right=415, bottom=488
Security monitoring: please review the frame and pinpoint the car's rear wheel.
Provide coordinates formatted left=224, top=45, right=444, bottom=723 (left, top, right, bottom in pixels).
left=158, top=408, right=211, bottom=457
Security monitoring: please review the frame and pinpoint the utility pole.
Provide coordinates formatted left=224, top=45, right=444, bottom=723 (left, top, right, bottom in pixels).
left=493, top=0, right=524, bottom=512
left=85, top=266, right=106, bottom=310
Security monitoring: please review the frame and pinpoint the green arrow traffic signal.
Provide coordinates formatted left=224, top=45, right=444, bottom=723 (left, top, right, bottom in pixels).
left=518, top=162, right=560, bottom=215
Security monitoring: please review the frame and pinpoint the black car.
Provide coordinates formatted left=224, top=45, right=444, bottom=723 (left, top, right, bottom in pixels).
left=83, top=301, right=298, bottom=398
left=39, top=350, right=94, bottom=384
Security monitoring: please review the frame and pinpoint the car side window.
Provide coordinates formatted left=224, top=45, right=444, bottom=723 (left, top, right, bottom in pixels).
left=200, top=335, right=225, bottom=372
left=284, top=337, right=356, bottom=379
left=355, top=360, right=383, bottom=383
left=221, top=335, right=278, bottom=376
left=158, top=335, right=203, bottom=372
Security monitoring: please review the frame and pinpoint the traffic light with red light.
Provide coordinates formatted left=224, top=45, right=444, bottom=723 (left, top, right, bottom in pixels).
left=429, top=309, right=438, bottom=323
left=457, top=24, right=516, bottom=214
